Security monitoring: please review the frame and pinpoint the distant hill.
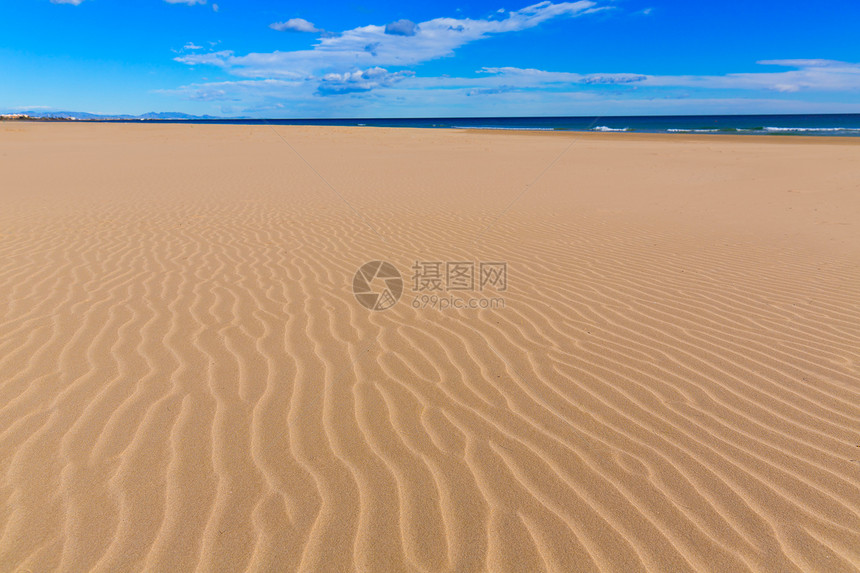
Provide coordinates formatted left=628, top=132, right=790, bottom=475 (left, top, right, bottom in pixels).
left=138, top=112, right=223, bottom=120
left=1, top=111, right=229, bottom=121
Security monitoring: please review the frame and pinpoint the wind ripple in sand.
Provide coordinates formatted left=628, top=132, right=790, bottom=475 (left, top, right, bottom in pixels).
left=1, top=123, right=859, bottom=572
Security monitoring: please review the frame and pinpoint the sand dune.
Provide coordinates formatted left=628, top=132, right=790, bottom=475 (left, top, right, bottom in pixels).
left=0, top=122, right=858, bottom=572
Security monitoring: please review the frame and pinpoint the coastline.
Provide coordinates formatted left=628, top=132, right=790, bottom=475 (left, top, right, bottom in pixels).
left=5, top=118, right=860, bottom=144
left=3, top=112, right=860, bottom=138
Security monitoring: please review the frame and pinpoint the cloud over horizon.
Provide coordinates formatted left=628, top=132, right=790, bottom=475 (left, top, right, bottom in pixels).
left=171, top=48, right=860, bottom=115
left=172, top=0, right=860, bottom=114
left=29, top=0, right=860, bottom=117
left=478, top=60, right=860, bottom=92
left=177, top=1, right=599, bottom=78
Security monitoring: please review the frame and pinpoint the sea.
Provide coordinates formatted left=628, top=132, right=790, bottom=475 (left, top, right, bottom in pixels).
left=139, top=114, right=860, bottom=136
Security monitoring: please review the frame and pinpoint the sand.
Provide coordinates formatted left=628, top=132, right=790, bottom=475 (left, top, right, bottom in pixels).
left=0, top=122, right=858, bottom=572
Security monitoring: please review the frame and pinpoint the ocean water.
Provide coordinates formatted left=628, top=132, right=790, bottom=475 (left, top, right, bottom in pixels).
left=134, top=114, right=860, bottom=136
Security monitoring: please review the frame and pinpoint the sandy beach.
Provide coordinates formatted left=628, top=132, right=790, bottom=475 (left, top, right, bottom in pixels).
left=1, top=122, right=858, bottom=572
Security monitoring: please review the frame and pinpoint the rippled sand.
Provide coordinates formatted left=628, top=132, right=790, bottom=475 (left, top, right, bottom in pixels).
left=1, top=122, right=859, bottom=572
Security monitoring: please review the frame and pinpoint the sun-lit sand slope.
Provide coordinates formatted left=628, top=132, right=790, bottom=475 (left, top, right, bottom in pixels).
left=1, top=123, right=859, bottom=573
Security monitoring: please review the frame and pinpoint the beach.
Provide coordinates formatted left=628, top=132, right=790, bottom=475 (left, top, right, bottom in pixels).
left=1, top=122, right=858, bottom=572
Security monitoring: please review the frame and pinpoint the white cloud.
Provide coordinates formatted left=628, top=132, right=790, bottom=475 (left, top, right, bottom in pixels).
left=645, top=60, right=860, bottom=92
left=164, top=0, right=207, bottom=5
left=161, top=68, right=413, bottom=101
left=318, top=67, right=413, bottom=94
left=479, top=67, right=647, bottom=84
left=270, top=18, right=320, bottom=33
left=758, top=59, right=846, bottom=68
left=384, top=19, right=417, bottom=36
left=158, top=79, right=306, bottom=102
left=168, top=58, right=860, bottom=115
left=50, top=0, right=84, bottom=4
left=178, top=1, right=599, bottom=77
left=482, top=60, right=860, bottom=93
left=160, top=74, right=860, bottom=118
left=166, top=1, right=860, bottom=115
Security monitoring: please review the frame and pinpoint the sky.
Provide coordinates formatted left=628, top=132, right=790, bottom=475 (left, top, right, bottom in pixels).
left=1, top=0, right=859, bottom=117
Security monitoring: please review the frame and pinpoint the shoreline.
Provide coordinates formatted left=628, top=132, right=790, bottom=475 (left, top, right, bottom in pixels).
left=5, top=119, right=860, bottom=144
left=3, top=114, right=860, bottom=139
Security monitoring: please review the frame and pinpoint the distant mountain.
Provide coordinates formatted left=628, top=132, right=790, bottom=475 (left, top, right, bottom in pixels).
left=1, top=110, right=228, bottom=121
left=138, top=112, right=223, bottom=120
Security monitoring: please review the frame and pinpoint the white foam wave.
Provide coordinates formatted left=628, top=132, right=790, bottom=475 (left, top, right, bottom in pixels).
left=667, top=129, right=720, bottom=133
left=763, top=127, right=860, bottom=132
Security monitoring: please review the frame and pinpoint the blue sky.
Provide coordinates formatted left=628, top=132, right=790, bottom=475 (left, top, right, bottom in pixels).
left=2, top=0, right=859, bottom=117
